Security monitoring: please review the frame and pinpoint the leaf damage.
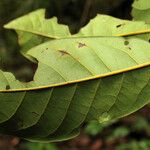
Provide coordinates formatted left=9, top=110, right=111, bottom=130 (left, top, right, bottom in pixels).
left=58, top=50, right=70, bottom=56
left=78, top=42, right=86, bottom=48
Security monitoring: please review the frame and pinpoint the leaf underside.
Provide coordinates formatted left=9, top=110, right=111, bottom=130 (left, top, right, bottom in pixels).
left=132, top=0, right=150, bottom=23
left=4, top=9, right=150, bottom=53
left=132, top=0, right=150, bottom=47
left=1, top=8, right=150, bottom=142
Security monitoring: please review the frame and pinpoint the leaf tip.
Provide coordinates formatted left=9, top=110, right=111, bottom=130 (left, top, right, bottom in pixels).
left=3, top=23, right=10, bottom=29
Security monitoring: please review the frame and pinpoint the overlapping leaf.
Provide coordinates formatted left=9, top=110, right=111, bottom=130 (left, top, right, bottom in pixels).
left=132, top=0, right=150, bottom=23
left=132, top=0, right=150, bottom=10
left=4, top=9, right=150, bottom=54
left=1, top=9, right=150, bottom=142
left=131, top=0, right=150, bottom=42
left=4, top=9, right=71, bottom=54
left=75, top=15, right=150, bottom=37
left=132, top=9, right=150, bottom=23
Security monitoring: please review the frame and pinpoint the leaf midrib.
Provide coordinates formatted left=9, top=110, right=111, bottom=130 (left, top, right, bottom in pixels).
left=1, top=62, right=150, bottom=92
left=4, top=25, right=150, bottom=39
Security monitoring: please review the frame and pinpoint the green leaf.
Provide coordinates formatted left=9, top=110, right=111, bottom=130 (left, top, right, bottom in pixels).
left=132, top=8, right=150, bottom=23
left=0, top=36, right=150, bottom=142
left=5, top=9, right=150, bottom=38
left=4, top=9, right=71, bottom=54
left=1, top=37, right=150, bottom=89
left=131, top=0, right=150, bottom=41
left=27, top=128, right=80, bottom=143
left=17, top=31, right=50, bottom=54
left=2, top=7, right=150, bottom=142
left=132, top=0, right=150, bottom=23
left=132, top=0, right=150, bottom=10
left=4, top=9, right=71, bottom=39
left=4, top=9, right=150, bottom=54
left=75, top=14, right=150, bottom=37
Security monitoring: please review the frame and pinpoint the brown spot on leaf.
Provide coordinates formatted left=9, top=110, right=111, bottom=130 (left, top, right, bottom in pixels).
left=6, top=85, right=10, bottom=90
left=58, top=50, right=70, bottom=56
left=78, top=42, right=86, bottom=48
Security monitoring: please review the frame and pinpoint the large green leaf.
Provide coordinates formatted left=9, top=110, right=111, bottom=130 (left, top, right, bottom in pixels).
left=0, top=36, right=150, bottom=142
left=2, top=7, right=150, bottom=142
left=1, top=37, right=150, bottom=89
left=4, top=9, right=150, bottom=54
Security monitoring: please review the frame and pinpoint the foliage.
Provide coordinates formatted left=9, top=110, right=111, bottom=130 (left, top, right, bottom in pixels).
left=0, top=0, right=149, bottom=143
left=20, top=142, right=58, bottom=150
left=116, top=140, right=150, bottom=150
left=85, top=114, right=150, bottom=150
left=85, top=120, right=115, bottom=136
left=132, top=0, right=150, bottom=23
left=131, top=0, right=150, bottom=58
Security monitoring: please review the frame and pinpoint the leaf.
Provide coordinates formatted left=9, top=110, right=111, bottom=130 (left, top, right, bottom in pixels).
left=75, top=14, right=150, bottom=37
left=132, top=0, right=150, bottom=10
left=27, top=128, right=80, bottom=143
left=132, top=8, right=150, bottom=23
left=131, top=0, right=150, bottom=42
left=4, top=9, right=150, bottom=54
left=0, top=36, right=150, bottom=142
left=1, top=37, right=150, bottom=89
left=4, top=9, right=71, bottom=54
left=17, top=31, right=50, bottom=54
left=2, top=7, right=150, bottom=142
left=4, top=9, right=71, bottom=39
left=132, top=0, right=150, bottom=23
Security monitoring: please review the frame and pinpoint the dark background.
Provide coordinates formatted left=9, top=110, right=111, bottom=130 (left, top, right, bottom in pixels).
left=1, top=0, right=150, bottom=150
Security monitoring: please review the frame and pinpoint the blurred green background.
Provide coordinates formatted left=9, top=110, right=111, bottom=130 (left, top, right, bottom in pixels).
left=1, top=0, right=150, bottom=150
